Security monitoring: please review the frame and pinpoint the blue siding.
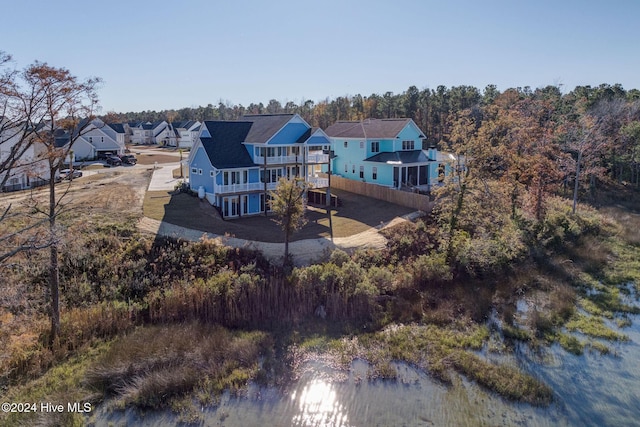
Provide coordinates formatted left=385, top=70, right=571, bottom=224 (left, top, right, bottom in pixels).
left=430, top=163, right=439, bottom=184
left=244, top=143, right=256, bottom=162
left=189, top=147, right=214, bottom=193
left=267, top=123, right=308, bottom=145
left=248, top=193, right=261, bottom=214
left=366, top=138, right=394, bottom=157
left=363, top=163, right=394, bottom=186
left=378, top=139, right=395, bottom=154
left=306, top=135, right=330, bottom=146
left=248, top=169, right=259, bottom=183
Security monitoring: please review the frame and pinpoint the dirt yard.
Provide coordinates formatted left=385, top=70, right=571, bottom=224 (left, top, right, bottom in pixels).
left=143, top=188, right=415, bottom=242
left=1, top=164, right=418, bottom=265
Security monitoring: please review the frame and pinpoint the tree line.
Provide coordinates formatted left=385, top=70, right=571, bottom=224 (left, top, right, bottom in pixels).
left=106, top=83, right=640, bottom=187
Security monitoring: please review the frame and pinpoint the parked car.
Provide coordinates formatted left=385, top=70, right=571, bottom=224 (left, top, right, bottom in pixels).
left=120, top=154, right=137, bottom=165
left=106, top=155, right=122, bottom=166
left=97, top=151, right=114, bottom=160
left=60, top=169, right=83, bottom=180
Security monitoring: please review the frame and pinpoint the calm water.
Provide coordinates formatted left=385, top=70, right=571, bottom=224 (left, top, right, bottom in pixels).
left=90, top=314, right=640, bottom=426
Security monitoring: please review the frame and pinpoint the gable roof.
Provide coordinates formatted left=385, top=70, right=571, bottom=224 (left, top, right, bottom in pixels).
left=200, top=121, right=255, bottom=169
left=240, top=114, right=295, bottom=143
left=107, top=123, right=125, bottom=133
left=324, top=118, right=425, bottom=139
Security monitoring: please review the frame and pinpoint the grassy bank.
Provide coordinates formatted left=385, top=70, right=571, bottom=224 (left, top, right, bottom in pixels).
left=2, top=183, right=639, bottom=422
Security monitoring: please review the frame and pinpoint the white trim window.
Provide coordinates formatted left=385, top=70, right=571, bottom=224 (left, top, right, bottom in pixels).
left=371, top=141, right=379, bottom=153
left=402, top=140, right=415, bottom=150
left=372, top=167, right=377, bottom=180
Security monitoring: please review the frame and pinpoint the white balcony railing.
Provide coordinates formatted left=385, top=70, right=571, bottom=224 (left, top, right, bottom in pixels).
left=253, top=155, right=299, bottom=165
left=307, top=176, right=329, bottom=188
left=253, top=153, right=329, bottom=165
left=307, top=153, right=329, bottom=163
left=214, top=181, right=277, bottom=194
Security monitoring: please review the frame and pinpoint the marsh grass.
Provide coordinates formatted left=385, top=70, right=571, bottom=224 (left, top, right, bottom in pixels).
left=565, top=314, right=629, bottom=341
left=321, top=324, right=551, bottom=405
left=84, top=323, right=271, bottom=410
left=0, top=341, right=110, bottom=427
left=553, top=332, right=584, bottom=355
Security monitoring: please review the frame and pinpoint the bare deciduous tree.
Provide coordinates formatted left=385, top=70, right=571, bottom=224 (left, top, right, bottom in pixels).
left=0, top=56, right=101, bottom=345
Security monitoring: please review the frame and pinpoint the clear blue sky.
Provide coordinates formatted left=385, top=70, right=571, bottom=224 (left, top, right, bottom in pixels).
left=3, top=0, right=639, bottom=113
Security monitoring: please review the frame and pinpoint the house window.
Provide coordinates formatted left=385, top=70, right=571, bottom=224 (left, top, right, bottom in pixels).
left=224, top=170, right=244, bottom=185
left=359, top=166, right=364, bottom=179
left=260, top=193, right=272, bottom=212
left=210, top=171, right=214, bottom=177
left=199, top=169, right=203, bottom=175
left=344, top=164, right=348, bottom=173
left=360, top=141, right=364, bottom=149
left=352, top=164, right=355, bottom=174
left=260, top=168, right=282, bottom=183
left=371, top=141, right=379, bottom=153
left=402, top=140, right=415, bottom=150
left=191, top=167, right=197, bottom=174
left=343, top=141, right=348, bottom=148
left=372, top=167, right=377, bottom=180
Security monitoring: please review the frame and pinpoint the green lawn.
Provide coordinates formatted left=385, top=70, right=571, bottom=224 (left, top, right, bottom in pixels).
left=143, top=189, right=415, bottom=242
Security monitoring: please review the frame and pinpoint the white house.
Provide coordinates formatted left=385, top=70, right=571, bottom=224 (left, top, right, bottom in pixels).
left=1, top=120, right=53, bottom=192
left=174, top=120, right=201, bottom=149
left=55, top=119, right=125, bottom=160
left=130, top=121, right=169, bottom=145
left=106, top=123, right=129, bottom=145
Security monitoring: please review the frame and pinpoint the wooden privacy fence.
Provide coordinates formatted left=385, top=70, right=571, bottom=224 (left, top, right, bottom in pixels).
left=326, top=174, right=434, bottom=212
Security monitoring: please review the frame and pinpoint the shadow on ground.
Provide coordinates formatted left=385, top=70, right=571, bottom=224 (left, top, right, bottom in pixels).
left=144, top=189, right=415, bottom=243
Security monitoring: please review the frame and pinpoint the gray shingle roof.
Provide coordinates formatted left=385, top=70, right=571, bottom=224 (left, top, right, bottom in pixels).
left=324, top=118, right=424, bottom=139
left=107, top=123, right=125, bottom=133
left=240, top=114, right=294, bottom=143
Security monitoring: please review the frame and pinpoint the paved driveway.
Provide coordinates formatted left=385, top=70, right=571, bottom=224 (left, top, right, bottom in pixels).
left=147, top=163, right=183, bottom=191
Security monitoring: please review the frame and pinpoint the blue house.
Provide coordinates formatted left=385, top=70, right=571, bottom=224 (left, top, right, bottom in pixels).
left=324, top=118, right=445, bottom=191
left=188, top=114, right=331, bottom=219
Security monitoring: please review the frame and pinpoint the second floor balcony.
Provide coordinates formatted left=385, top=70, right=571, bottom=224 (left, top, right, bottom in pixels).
left=214, top=181, right=278, bottom=194
left=253, top=152, right=329, bottom=165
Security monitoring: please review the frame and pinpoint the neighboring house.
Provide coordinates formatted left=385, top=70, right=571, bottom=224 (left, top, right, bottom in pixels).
left=324, top=118, right=444, bottom=191
left=106, top=123, right=129, bottom=145
left=155, top=122, right=179, bottom=146
left=188, top=114, right=331, bottom=219
left=130, top=121, right=169, bottom=145
left=174, top=120, right=201, bottom=149
left=0, top=121, right=51, bottom=192
left=54, top=118, right=125, bottom=160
